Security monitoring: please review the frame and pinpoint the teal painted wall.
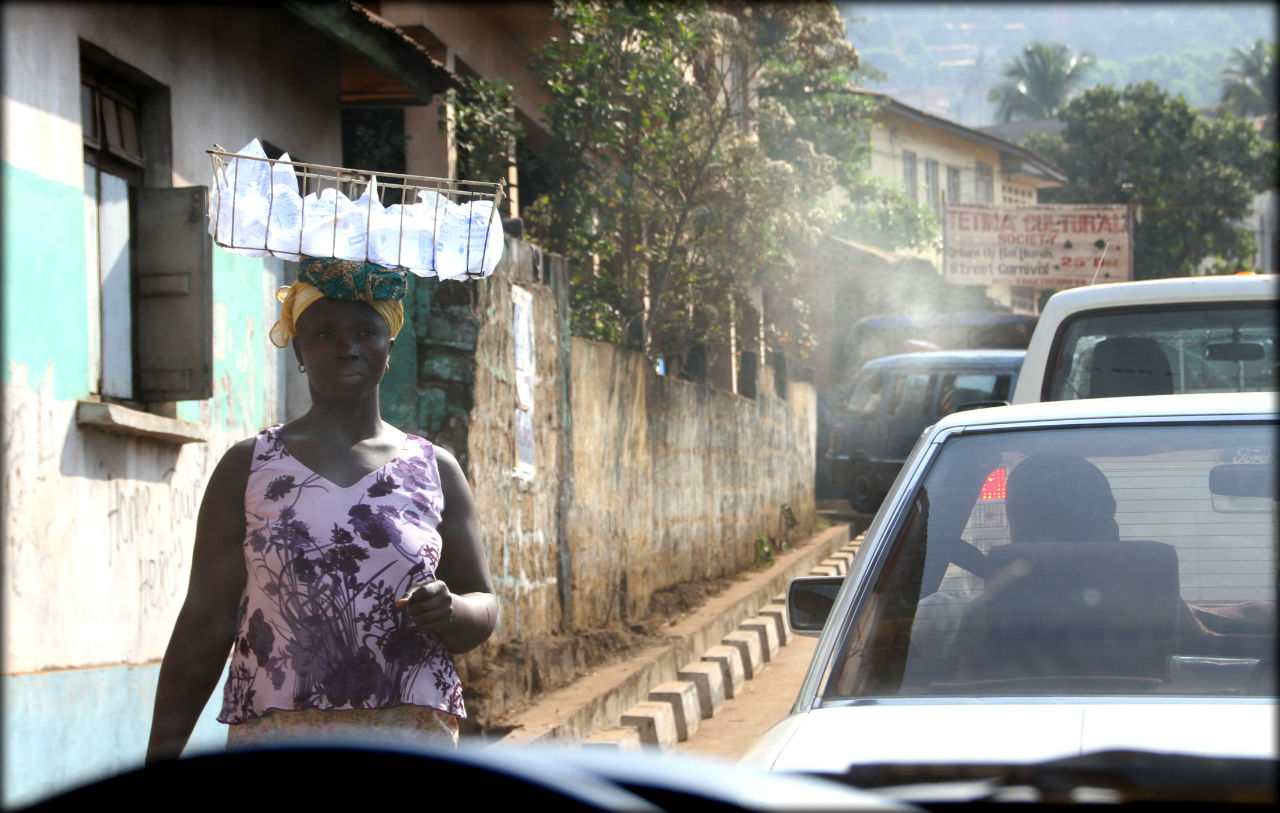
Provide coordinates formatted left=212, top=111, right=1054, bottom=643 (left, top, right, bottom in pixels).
left=2, top=166, right=277, bottom=807
left=192, top=250, right=278, bottom=433
left=1, top=662, right=229, bottom=807
left=2, top=163, right=91, bottom=399
left=380, top=277, right=421, bottom=432
left=2, top=161, right=274, bottom=435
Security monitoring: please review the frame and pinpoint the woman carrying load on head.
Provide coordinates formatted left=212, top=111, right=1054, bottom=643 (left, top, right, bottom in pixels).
left=146, top=258, right=497, bottom=762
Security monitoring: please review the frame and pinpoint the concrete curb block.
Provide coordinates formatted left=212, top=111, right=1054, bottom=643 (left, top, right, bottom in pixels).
left=581, top=726, right=642, bottom=750
left=759, top=603, right=790, bottom=646
left=721, top=630, right=763, bottom=680
left=605, top=528, right=869, bottom=751
left=620, top=701, right=678, bottom=748
left=676, top=660, right=725, bottom=719
left=739, top=617, right=780, bottom=662
left=648, top=681, right=701, bottom=741
left=820, top=557, right=848, bottom=576
left=701, top=644, right=746, bottom=699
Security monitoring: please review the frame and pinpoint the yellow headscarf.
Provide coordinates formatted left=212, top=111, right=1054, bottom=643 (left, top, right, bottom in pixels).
left=269, top=281, right=405, bottom=348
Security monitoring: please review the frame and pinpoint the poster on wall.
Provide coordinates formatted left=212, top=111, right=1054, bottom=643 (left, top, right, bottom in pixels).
left=512, top=285, right=536, bottom=478
left=944, top=204, right=1131, bottom=289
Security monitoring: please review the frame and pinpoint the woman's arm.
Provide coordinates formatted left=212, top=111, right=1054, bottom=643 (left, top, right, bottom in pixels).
left=145, top=439, right=253, bottom=764
left=398, top=445, right=497, bottom=654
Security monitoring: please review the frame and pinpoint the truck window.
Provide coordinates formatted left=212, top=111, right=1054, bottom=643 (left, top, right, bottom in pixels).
left=889, top=373, right=937, bottom=417
left=1048, top=305, right=1278, bottom=400
left=846, top=371, right=884, bottom=416
left=939, top=372, right=1014, bottom=413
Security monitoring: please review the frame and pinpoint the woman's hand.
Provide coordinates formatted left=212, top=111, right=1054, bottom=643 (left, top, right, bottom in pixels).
left=395, top=577, right=497, bottom=653
left=418, top=446, right=497, bottom=654
left=396, top=579, right=455, bottom=635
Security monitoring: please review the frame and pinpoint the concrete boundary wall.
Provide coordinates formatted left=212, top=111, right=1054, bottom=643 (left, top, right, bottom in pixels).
left=403, top=234, right=818, bottom=650
left=567, top=338, right=817, bottom=629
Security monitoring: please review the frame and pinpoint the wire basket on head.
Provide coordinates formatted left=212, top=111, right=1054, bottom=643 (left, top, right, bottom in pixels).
left=208, top=144, right=507, bottom=279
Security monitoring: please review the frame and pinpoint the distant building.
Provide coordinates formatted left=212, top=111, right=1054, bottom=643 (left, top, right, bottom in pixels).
left=1244, top=190, right=1277, bottom=273
left=858, top=88, right=1066, bottom=226
left=802, top=90, right=1066, bottom=393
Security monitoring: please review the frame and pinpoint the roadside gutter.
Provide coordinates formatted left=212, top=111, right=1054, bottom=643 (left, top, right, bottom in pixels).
left=495, top=523, right=855, bottom=746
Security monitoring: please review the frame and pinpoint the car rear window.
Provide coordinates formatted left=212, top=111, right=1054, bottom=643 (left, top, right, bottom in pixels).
left=1046, top=304, right=1277, bottom=400
left=828, top=420, right=1277, bottom=699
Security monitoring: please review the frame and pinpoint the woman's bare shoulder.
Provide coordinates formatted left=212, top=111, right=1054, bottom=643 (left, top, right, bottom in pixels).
left=220, top=435, right=260, bottom=468
left=430, top=441, right=459, bottom=466
left=204, top=435, right=260, bottom=501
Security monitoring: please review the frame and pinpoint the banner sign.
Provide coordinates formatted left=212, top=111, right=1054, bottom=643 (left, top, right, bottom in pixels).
left=944, top=204, right=1131, bottom=288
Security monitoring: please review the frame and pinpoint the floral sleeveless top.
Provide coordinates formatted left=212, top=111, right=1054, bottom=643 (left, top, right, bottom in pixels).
left=218, top=425, right=464, bottom=724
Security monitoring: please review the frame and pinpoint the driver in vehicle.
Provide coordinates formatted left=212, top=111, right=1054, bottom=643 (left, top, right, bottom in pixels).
left=955, top=453, right=1177, bottom=687
left=911, top=455, right=1121, bottom=686
left=1004, top=453, right=1119, bottom=544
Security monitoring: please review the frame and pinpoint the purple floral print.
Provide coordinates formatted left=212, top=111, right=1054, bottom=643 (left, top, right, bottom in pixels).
left=218, top=425, right=462, bottom=725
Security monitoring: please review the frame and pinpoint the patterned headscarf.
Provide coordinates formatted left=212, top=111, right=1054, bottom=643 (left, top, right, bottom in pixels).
left=269, top=258, right=407, bottom=348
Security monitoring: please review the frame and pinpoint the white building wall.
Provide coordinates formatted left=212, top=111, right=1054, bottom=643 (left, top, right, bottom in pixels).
left=2, top=4, right=345, bottom=803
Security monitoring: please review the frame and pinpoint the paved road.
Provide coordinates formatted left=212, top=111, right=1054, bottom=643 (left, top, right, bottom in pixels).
left=670, top=505, right=856, bottom=762
left=671, top=629, right=818, bottom=762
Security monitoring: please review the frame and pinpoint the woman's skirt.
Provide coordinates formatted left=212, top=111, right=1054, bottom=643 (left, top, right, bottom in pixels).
left=226, top=705, right=459, bottom=749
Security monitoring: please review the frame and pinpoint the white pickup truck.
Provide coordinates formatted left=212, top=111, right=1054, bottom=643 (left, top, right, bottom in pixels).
left=1011, top=273, right=1279, bottom=404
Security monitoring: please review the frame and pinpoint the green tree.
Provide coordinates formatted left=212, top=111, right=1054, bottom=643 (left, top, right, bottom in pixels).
left=1027, top=82, right=1276, bottom=279
left=1218, top=39, right=1276, bottom=136
left=444, top=77, right=523, bottom=188
left=518, top=0, right=901, bottom=363
left=835, top=178, right=937, bottom=253
left=988, top=41, right=1095, bottom=122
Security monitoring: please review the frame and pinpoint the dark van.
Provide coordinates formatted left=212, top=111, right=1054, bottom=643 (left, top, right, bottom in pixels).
left=827, top=350, right=1025, bottom=513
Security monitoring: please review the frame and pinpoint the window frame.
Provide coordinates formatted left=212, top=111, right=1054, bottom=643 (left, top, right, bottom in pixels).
left=975, top=161, right=994, bottom=204
left=902, top=150, right=918, bottom=202
left=78, top=42, right=212, bottom=429
left=946, top=165, right=962, bottom=206
left=924, top=158, right=941, bottom=216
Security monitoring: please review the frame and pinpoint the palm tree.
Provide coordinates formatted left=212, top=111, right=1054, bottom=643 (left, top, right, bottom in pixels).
left=1219, top=39, right=1276, bottom=133
left=988, top=42, right=1094, bottom=123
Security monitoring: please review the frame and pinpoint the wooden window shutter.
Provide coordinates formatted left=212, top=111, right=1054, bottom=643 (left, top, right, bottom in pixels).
left=134, top=186, right=213, bottom=401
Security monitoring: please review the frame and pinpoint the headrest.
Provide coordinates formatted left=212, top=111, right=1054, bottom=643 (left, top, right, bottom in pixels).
left=1088, top=337, right=1173, bottom=398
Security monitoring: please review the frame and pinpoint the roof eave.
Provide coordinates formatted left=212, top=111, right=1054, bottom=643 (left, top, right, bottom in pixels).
left=280, top=0, right=458, bottom=104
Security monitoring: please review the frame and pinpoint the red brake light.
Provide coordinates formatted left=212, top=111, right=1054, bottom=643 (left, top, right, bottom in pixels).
left=979, top=467, right=1007, bottom=501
